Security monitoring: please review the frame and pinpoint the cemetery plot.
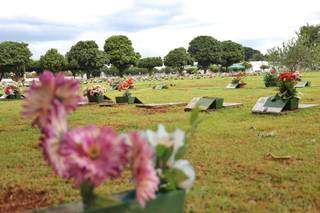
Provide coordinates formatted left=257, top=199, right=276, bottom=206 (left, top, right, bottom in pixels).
left=0, top=93, right=24, bottom=100
left=226, top=83, right=239, bottom=89
left=153, top=84, right=169, bottom=90
left=226, top=82, right=246, bottom=89
left=252, top=96, right=319, bottom=114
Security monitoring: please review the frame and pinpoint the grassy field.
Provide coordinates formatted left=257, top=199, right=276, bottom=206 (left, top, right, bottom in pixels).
left=0, top=72, right=320, bottom=212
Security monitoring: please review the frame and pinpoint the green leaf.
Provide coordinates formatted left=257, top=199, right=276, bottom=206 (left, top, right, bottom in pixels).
left=162, top=168, right=188, bottom=191
left=156, top=145, right=167, bottom=157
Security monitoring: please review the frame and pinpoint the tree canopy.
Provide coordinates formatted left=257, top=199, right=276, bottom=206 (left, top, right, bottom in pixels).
left=27, top=59, right=42, bottom=73
left=66, top=40, right=108, bottom=78
left=0, top=41, right=32, bottom=79
left=138, top=57, right=163, bottom=74
left=104, top=35, right=139, bottom=77
left=266, top=24, right=320, bottom=71
left=188, top=35, right=221, bottom=71
left=244, top=47, right=265, bottom=61
left=164, top=47, right=189, bottom=74
left=40, top=48, right=66, bottom=73
left=220, top=40, right=245, bottom=68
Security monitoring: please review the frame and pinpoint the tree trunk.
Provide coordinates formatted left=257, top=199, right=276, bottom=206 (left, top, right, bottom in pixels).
left=86, top=71, right=91, bottom=79
left=0, top=72, right=4, bottom=82
left=119, top=69, right=124, bottom=77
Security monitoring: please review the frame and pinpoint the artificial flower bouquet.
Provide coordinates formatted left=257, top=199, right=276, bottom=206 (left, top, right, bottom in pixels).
left=263, top=69, right=278, bottom=87
left=83, top=85, right=106, bottom=103
left=230, top=72, right=246, bottom=88
left=110, top=77, right=135, bottom=91
left=115, top=77, right=141, bottom=104
left=271, top=71, right=300, bottom=110
left=22, top=71, right=195, bottom=212
left=117, top=77, right=135, bottom=91
left=1, top=84, right=22, bottom=99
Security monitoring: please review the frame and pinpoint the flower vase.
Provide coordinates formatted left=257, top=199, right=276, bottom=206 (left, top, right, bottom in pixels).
left=116, top=96, right=136, bottom=104
left=36, top=190, right=186, bottom=213
left=88, top=94, right=104, bottom=103
left=284, top=97, right=299, bottom=110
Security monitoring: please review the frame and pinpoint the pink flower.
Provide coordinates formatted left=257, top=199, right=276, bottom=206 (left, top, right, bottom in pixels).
left=41, top=100, right=68, bottom=176
left=22, top=71, right=81, bottom=128
left=59, top=126, right=128, bottom=188
left=125, top=132, right=159, bottom=208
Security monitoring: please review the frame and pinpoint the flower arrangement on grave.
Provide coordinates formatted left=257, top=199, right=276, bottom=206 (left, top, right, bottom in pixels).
left=109, top=77, right=135, bottom=91
left=83, top=85, right=106, bottom=103
left=263, top=69, right=279, bottom=87
left=231, top=72, right=246, bottom=87
left=2, top=84, right=22, bottom=99
left=117, top=77, right=135, bottom=91
left=22, top=71, right=196, bottom=211
left=275, top=71, right=300, bottom=100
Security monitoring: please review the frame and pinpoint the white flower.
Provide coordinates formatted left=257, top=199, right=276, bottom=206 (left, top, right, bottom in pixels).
left=146, top=124, right=185, bottom=166
left=173, top=160, right=195, bottom=191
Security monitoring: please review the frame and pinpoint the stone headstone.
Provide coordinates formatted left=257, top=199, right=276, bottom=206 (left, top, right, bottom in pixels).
left=295, top=81, right=311, bottom=88
left=226, top=83, right=239, bottom=89
left=185, top=97, right=224, bottom=111
left=252, top=97, right=287, bottom=114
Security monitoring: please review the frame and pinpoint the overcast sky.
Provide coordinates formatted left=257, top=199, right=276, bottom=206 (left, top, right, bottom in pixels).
left=0, top=0, right=319, bottom=59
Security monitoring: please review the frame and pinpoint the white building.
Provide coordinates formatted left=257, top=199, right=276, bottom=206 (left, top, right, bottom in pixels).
left=247, top=61, right=270, bottom=73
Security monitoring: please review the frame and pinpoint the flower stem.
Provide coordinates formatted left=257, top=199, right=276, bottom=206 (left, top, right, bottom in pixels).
left=80, top=181, right=96, bottom=209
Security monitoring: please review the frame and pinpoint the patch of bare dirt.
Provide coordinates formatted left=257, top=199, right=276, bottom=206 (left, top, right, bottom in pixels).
left=0, top=185, right=51, bottom=213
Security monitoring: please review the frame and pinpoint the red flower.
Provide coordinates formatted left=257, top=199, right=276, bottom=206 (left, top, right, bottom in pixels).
left=117, top=78, right=134, bottom=91
left=271, top=70, right=276, bottom=74
left=278, top=71, right=299, bottom=81
left=4, top=86, right=13, bottom=95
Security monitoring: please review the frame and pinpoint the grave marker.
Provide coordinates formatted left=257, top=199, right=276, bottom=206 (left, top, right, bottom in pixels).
left=295, top=81, right=311, bottom=88
left=226, top=83, right=239, bottom=89
left=185, top=97, right=224, bottom=111
left=252, top=96, right=318, bottom=114
left=115, top=96, right=143, bottom=104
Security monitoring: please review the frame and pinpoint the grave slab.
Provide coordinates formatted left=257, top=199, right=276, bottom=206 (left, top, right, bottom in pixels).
left=226, top=83, right=239, bottom=89
left=223, top=102, right=243, bottom=108
left=295, top=81, right=311, bottom=88
left=185, top=97, right=224, bottom=111
left=252, top=96, right=319, bottom=114
left=298, top=103, right=319, bottom=109
left=136, top=102, right=187, bottom=109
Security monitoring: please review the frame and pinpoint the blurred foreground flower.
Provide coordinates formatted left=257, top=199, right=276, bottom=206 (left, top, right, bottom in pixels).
left=22, top=70, right=80, bottom=128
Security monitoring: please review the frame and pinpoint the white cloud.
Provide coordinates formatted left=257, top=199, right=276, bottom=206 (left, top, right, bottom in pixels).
left=1, top=0, right=319, bottom=58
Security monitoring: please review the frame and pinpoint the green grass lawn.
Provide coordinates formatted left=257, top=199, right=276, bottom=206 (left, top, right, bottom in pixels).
left=1, top=72, right=320, bottom=212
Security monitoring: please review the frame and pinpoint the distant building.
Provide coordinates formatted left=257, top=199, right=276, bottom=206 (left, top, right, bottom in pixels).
left=247, top=61, right=270, bottom=73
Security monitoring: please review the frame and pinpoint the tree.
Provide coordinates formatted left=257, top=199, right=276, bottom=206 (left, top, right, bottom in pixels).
left=220, top=40, right=245, bottom=69
left=0, top=41, right=32, bottom=80
left=260, top=64, right=269, bottom=70
left=244, top=47, right=265, bottom=61
left=241, top=61, right=252, bottom=70
left=298, top=24, right=320, bottom=47
left=104, top=35, right=139, bottom=77
left=66, top=40, right=108, bottom=79
left=266, top=24, right=320, bottom=71
left=39, top=48, right=66, bottom=73
left=164, top=47, right=189, bottom=75
left=138, top=57, right=163, bottom=75
left=26, top=59, right=42, bottom=74
left=188, top=35, right=221, bottom=71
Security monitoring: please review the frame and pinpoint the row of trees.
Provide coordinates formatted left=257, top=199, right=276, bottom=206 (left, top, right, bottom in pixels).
left=0, top=35, right=265, bottom=79
left=266, top=24, right=320, bottom=70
